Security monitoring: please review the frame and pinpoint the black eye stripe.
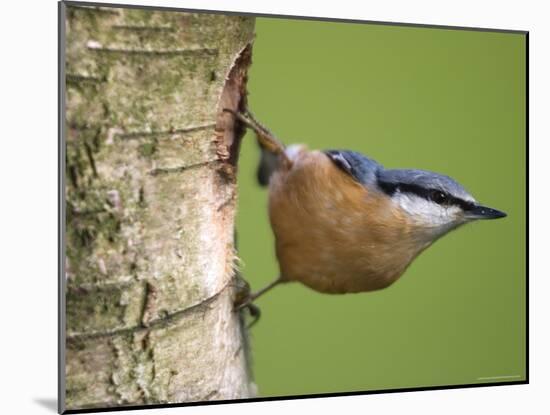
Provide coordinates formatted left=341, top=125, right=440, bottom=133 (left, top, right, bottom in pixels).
left=378, top=181, right=475, bottom=210
left=430, top=190, right=447, bottom=204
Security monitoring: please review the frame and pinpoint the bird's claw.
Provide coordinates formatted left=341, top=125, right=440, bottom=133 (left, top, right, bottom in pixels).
left=232, top=275, right=262, bottom=329
left=242, top=302, right=261, bottom=329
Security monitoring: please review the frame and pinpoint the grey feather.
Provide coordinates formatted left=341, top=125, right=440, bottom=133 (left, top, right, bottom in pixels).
left=324, top=150, right=383, bottom=187
left=377, top=168, right=475, bottom=202
left=324, top=149, right=475, bottom=203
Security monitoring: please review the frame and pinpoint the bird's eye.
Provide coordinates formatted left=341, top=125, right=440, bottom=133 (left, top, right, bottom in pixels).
left=430, top=190, right=447, bottom=204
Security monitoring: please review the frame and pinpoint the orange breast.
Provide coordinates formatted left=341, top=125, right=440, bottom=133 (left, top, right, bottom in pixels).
left=268, top=150, right=427, bottom=294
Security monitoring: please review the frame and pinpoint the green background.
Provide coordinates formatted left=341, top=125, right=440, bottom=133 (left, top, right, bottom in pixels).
left=236, top=18, right=526, bottom=397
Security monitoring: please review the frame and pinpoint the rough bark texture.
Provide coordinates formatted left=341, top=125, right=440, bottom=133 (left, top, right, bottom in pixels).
left=63, top=4, right=256, bottom=410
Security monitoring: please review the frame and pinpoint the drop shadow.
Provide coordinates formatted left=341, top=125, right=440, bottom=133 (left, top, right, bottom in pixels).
left=34, top=398, right=58, bottom=413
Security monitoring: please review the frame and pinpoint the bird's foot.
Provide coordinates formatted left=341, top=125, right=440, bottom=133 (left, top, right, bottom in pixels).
left=232, top=275, right=262, bottom=329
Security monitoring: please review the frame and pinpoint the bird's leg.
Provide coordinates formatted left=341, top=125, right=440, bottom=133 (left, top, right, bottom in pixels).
left=235, top=277, right=283, bottom=329
left=223, top=108, right=291, bottom=166
left=234, top=276, right=283, bottom=311
left=233, top=274, right=283, bottom=328
left=232, top=273, right=263, bottom=328
left=244, top=303, right=261, bottom=329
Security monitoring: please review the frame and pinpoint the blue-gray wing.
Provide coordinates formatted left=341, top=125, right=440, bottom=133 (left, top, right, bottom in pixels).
left=324, top=150, right=383, bottom=187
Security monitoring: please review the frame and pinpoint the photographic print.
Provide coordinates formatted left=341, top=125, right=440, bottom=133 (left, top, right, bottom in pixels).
left=60, top=1, right=527, bottom=412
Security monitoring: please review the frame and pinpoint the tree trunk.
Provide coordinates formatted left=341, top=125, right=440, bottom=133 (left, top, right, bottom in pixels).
left=62, top=3, right=256, bottom=411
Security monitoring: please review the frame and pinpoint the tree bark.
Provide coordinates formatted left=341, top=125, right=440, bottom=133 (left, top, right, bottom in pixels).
left=63, top=3, right=256, bottom=410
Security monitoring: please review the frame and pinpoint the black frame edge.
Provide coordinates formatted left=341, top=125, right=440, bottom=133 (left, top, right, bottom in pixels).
left=525, top=31, right=529, bottom=385
left=63, top=381, right=528, bottom=414
left=58, top=1, right=67, bottom=414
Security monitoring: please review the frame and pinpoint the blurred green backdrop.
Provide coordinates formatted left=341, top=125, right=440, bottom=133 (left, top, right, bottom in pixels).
left=236, top=17, right=526, bottom=397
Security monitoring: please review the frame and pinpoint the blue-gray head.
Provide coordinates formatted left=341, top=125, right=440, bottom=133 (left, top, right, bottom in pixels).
left=377, top=168, right=506, bottom=230
left=325, top=150, right=506, bottom=240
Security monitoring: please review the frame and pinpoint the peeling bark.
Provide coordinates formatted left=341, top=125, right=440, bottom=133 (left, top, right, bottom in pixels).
left=63, top=4, right=256, bottom=410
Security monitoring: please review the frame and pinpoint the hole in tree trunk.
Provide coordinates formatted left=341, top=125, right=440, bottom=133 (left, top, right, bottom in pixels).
left=215, top=43, right=253, bottom=171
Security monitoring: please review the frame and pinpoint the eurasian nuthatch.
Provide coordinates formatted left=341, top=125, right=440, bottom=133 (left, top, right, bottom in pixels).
left=224, top=109, right=506, bottom=308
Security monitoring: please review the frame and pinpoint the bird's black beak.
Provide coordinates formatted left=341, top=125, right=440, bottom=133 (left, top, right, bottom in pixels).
left=465, top=204, right=507, bottom=220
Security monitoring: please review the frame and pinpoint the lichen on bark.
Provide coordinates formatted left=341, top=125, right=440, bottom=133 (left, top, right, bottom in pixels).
left=63, top=3, right=256, bottom=410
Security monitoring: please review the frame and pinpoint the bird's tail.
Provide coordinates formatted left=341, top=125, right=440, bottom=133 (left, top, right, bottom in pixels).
left=223, top=108, right=289, bottom=186
left=256, top=146, right=280, bottom=186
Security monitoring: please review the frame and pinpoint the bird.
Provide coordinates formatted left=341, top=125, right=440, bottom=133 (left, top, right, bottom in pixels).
left=223, top=108, right=506, bottom=308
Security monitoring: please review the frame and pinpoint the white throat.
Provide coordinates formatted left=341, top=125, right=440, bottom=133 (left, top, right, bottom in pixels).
left=392, top=191, right=464, bottom=241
